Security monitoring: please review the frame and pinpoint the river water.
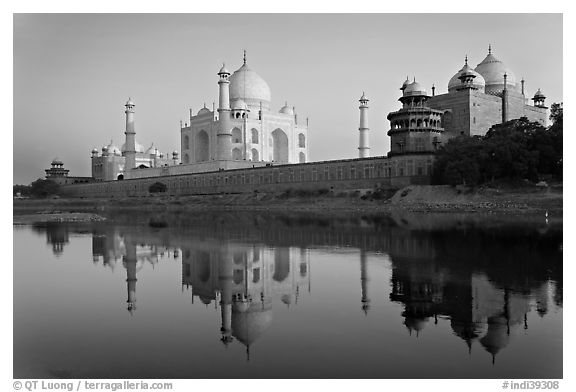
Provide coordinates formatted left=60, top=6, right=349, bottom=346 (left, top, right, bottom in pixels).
left=13, top=211, right=562, bottom=379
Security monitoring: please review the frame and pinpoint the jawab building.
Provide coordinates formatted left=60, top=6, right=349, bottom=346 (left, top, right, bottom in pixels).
left=62, top=47, right=548, bottom=197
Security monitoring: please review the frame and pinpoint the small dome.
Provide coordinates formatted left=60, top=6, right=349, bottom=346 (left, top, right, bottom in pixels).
left=51, top=158, right=63, bottom=165
left=125, top=97, right=134, bottom=106
left=172, top=150, right=179, bottom=155
left=197, top=107, right=211, bottom=115
left=101, top=146, right=108, bottom=152
left=279, top=102, right=294, bottom=115
left=360, top=92, right=369, bottom=101
left=403, top=80, right=428, bottom=97
left=106, top=142, right=122, bottom=155
left=533, top=89, right=546, bottom=99
left=448, top=61, right=486, bottom=92
left=91, top=148, right=99, bottom=153
left=231, top=99, right=248, bottom=110
left=400, top=77, right=411, bottom=90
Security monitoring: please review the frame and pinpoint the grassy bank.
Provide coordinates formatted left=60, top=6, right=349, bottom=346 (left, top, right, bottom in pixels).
left=13, top=183, right=562, bottom=220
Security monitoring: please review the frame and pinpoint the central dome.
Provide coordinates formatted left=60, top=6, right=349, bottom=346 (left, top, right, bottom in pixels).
left=229, top=63, right=271, bottom=111
left=474, top=49, right=517, bottom=94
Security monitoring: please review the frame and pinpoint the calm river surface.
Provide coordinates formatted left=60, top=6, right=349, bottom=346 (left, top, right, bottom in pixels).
left=13, top=211, right=562, bottom=379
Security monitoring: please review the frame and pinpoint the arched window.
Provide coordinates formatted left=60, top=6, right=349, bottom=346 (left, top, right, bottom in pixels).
left=232, top=127, right=242, bottom=143
left=183, top=135, right=189, bottom=150
left=195, top=130, right=209, bottom=162
left=251, top=148, right=259, bottom=161
left=417, top=119, right=422, bottom=128
left=410, top=119, right=416, bottom=128
left=183, top=153, right=189, bottom=164
left=232, top=147, right=242, bottom=160
left=251, top=128, right=259, bottom=144
left=272, top=129, right=289, bottom=163
left=298, top=133, right=306, bottom=148
left=299, top=152, right=306, bottom=163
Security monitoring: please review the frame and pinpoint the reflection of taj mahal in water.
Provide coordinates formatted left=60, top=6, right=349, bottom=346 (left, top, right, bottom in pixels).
left=36, top=216, right=561, bottom=364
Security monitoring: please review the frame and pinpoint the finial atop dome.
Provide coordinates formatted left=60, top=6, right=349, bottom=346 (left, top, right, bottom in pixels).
left=218, top=63, right=230, bottom=75
left=465, top=55, right=468, bottom=66
left=488, top=44, right=492, bottom=54
left=243, top=49, right=247, bottom=65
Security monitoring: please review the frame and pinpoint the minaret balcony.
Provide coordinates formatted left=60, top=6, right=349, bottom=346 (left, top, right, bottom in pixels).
left=387, top=126, right=444, bottom=136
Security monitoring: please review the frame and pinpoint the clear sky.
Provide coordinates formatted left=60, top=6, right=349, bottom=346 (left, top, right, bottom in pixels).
left=13, top=13, right=563, bottom=184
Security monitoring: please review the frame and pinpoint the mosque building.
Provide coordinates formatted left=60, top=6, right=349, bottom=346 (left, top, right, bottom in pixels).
left=386, top=46, right=548, bottom=167
left=89, top=97, right=179, bottom=181
left=59, top=46, right=550, bottom=197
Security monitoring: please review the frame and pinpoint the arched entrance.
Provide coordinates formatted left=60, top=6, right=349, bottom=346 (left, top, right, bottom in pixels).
left=195, top=130, right=209, bottom=162
left=251, top=148, right=259, bottom=161
left=272, top=128, right=289, bottom=163
left=232, top=147, right=242, bottom=160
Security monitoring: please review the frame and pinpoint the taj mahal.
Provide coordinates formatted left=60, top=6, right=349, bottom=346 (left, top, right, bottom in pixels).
left=55, top=46, right=549, bottom=195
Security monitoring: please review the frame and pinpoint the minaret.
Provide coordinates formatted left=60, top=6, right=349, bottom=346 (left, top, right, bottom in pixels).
left=124, top=241, right=137, bottom=314
left=501, top=73, right=508, bottom=123
left=217, top=64, right=232, bottom=161
left=358, top=92, right=370, bottom=158
left=124, top=98, right=136, bottom=171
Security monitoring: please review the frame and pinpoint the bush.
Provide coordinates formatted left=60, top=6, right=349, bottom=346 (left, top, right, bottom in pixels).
left=149, top=182, right=167, bottom=193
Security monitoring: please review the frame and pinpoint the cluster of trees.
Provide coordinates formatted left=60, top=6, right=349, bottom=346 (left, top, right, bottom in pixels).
left=13, top=179, right=60, bottom=198
left=433, top=103, right=562, bottom=186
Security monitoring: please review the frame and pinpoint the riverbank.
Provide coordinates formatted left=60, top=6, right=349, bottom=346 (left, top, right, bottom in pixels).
left=13, top=184, right=562, bottom=220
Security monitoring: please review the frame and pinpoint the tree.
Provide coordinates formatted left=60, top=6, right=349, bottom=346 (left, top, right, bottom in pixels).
left=550, top=102, right=563, bottom=127
left=484, top=117, right=541, bottom=181
left=433, top=135, right=485, bottom=186
left=29, top=179, right=60, bottom=198
left=13, top=184, right=31, bottom=197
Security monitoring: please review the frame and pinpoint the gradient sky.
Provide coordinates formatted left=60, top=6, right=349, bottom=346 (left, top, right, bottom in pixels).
left=13, top=13, right=563, bottom=184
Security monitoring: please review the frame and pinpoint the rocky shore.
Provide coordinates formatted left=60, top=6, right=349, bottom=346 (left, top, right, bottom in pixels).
left=13, top=184, right=562, bottom=222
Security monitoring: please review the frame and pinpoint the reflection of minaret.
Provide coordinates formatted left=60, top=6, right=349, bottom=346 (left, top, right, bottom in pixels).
left=360, top=250, right=370, bottom=315
left=218, top=250, right=234, bottom=346
left=124, top=240, right=137, bottom=314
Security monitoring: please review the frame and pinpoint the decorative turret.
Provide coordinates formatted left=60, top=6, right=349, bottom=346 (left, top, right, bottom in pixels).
left=124, top=98, right=137, bottom=171
left=387, top=77, right=445, bottom=157
left=172, top=150, right=179, bottom=165
left=358, top=92, right=370, bottom=158
left=532, top=89, right=547, bottom=108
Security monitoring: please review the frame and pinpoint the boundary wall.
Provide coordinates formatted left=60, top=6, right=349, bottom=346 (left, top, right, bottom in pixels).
left=61, top=155, right=433, bottom=198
